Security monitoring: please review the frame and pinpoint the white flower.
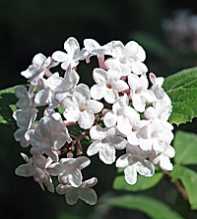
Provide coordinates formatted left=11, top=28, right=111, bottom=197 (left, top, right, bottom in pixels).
left=15, top=153, right=54, bottom=192
left=34, top=70, right=79, bottom=106
left=144, top=73, right=172, bottom=121
left=87, top=126, right=127, bottom=164
left=83, top=38, right=110, bottom=57
left=116, top=145, right=155, bottom=185
left=13, top=108, right=37, bottom=147
left=128, top=74, right=155, bottom=112
left=52, top=37, right=83, bottom=70
left=103, top=95, right=140, bottom=145
left=90, top=68, right=129, bottom=104
left=21, top=53, right=53, bottom=85
left=15, top=86, right=33, bottom=109
left=63, top=84, right=103, bottom=129
left=153, top=145, right=175, bottom=171
left=48, top=156, right=91, bottom=187
left=136, top=119, right=174, bottom=152
left=30, top=113, right=71, bottom=160
left=56, top=177, right=97, bottom=205
left=108, top=41, right=148, bottom=75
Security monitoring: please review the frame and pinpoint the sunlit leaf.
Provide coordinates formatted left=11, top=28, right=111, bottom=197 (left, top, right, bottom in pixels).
left=105, top=195, right=184, bottom=219
left=163, top=67, right=197, bottom=125
left=174, top=131, right=197, bottom=165
left=113, top=173, right=163, bottom=192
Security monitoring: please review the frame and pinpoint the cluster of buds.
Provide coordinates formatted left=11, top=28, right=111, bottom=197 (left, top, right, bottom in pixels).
left=14, top=37, right=174, bottom=205
left=163, top=10, right=197, bottom=52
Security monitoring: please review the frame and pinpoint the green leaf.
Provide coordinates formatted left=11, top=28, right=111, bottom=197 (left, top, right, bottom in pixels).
left=57, top=213, right=80, bottom=219
left=171, top=165, right=197, bottom=210
left=113, top=173, right=163, bottom=192
left=163, top=67, right=197, bottom=125
left=0, top=86, right=17, bottom=124
left=174, top=131, right=197, bottom=165
left=105, top=195, right=184, bottom=219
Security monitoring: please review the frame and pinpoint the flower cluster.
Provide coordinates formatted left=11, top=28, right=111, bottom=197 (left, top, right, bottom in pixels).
left=14, top=37, right=174, bottom=205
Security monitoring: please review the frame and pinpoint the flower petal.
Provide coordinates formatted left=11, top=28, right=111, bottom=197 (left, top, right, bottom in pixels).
left=15, top=163, right=33, bottom=177
left=104, top=88, right=116, bottom=104
left=34, top=89, right=51, bottom=106
left=93, top=68, right=107, bottom=85
left=112, top=80, right=129, bottom=92
left=116, top=154, right=129, bottom=168
left=87, top=141, right=101, bottom=156
left=78, top=111, right=94, bottom=129
left=99, top=144, right=116, bottom=164
left=32, top=53, right=47, bottom=66
left=90, top=84, right=105, bottom=100
left=68, top=169, right=83, bottom=187
left=103, top=112, right=117, bottom=128
left=89, top=126, right=107, bottom=140
left=136, top=161, right=155, bottom=177
left=80, top=188, right=97, bottom=205
left=87, top=100, right=103, bottom=114
left=65, top=188, right=79, bottom=205
left=124, top=165, right=138, bottom=185
left=64, top=37, right=80, bottom=55
left=52, top=51, right=67, bottom=62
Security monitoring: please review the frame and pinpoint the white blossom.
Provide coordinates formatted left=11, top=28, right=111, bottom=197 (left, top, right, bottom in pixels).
left=30, top=113, right=71, bottom=160
left=48, top=156, right=91, bottom=187
left=56, top=177, right=97, bottom=205
left=116, top=145, right=155, bottom=185
left=87, top=126, right=127, bottom=164
left=90, top=68, right=129, bottom=103
left=103, top=95, right=140, bottom=145
left=13, top=108, right=37, bottom=147
left=128, top=74, right=155, bottom=112
left=21, top=53, right=54, bottom=85
left=15, top=153, right=55, bottom=192
left=52, top=37, right=84, bottom=70
left=34, top=70, right=79, bottom=106
left=63, top=84, right=103, bottom=129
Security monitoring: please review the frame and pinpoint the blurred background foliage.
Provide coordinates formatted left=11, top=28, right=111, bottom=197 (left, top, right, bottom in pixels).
left=1, top=0, right=197, bottom=219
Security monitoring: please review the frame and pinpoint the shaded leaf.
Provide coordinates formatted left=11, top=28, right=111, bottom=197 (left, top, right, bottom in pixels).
left=113, top=173, right=163, bottom=192
left=171, top=165, right=197, bottom=210
left=105, top=195, right=184, bottom=219
left=174, top=131, right=197, bottom=165
left=0, top=86, right=17, bottom=124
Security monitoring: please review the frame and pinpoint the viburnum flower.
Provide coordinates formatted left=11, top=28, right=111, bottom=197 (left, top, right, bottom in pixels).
left=30, top=113, right=71, bottom=161
left=13, top=108, right=37, bottom=147
left=15, top=153, right=55, bottom=192
left=103, top=95, right=140, bottom=144
left=128, top=73, right=155, bottom=112
left=90, top=68, right=129, bottom=103
left=21, top=53, right=55, bottom=85
left=14, top=37, right=174, bottom=205
left=48, top=156, right=91, bottom=187
left=63, top=83, right=103, bottom=129
left=56, top=177, right=98, bottom=205
left=52, top=37, right=83, bottom=70
left=108, top=40, right=148, bottom=75
left=116, top=145, right=155, bottom=185
left=34, top=70, right=79, bottom=106
left=87, top=126, right=127, bottom=164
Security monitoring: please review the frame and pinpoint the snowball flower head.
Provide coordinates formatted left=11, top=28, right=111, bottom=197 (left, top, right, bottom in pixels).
left=14, top=36, right=174, bottom=205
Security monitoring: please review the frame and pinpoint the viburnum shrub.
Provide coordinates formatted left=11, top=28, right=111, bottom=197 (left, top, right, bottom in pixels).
left=13, top=37, right=174, bottom=205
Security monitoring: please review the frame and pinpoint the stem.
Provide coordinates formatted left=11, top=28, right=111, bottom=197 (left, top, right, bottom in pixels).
left=165, top=172, right=188, bottom=201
